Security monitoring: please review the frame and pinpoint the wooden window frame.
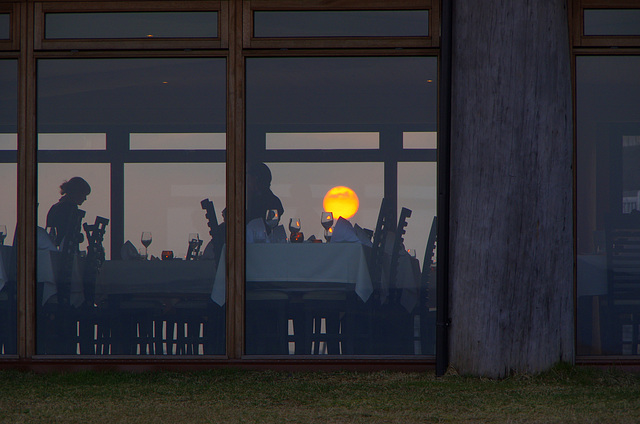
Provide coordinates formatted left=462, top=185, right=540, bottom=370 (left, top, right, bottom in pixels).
left=2, top=0, right=442, bottom=369
left=243, top=0, right=438, bottom=49
left=34, top=1, right=228, bottom=51
left=572, top=0, right=640, bottom=47
left=0, top=3, right=20, bottom=51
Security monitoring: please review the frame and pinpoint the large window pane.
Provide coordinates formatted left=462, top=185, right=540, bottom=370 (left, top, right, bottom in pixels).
left=36, top=58, right=226, bottom=356
left=244, top=56, right=437, bottom=355
left=0, top=59, right=17, bottom=355
left=576, top=56, right=640, bottom=356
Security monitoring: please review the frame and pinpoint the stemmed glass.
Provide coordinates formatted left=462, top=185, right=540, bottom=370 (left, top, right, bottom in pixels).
left=265, top=209, right=280, bottom=233
left=321, top=212, right=333, bottom=243
left=289, top=217, right=302, bottom=242
left=0, top=225, right=6, bottom=246
left=141, top=231, right=152, bottom=259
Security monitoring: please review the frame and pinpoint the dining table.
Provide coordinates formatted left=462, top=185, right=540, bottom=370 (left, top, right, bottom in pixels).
left=211, top=242, right=375, bottom=306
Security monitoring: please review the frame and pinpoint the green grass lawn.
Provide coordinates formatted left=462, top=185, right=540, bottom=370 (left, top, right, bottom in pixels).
left=0, top=364, right=639, bottom=423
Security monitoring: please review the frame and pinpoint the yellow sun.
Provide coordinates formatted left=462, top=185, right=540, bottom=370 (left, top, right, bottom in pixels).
left=323, top=186, right=359, bottom=220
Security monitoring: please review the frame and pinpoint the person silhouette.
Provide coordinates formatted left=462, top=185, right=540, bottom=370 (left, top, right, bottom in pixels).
left=246, top=162, right=284, bottom=223
left=46, top=176, right=91, bottom=248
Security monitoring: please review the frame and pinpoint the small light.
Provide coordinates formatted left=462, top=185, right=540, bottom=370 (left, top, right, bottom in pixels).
left=427, top=79, right=433, bottom=83
left=162, top=81, right=168, bottom=84
left=147, top=34, right=154, bottom=38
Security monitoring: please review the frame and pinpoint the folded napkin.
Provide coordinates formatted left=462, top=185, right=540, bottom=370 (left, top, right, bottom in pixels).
left=121, top=240, right=139, bottom=260
left=269, top=224, right=287, bottom=243
left=37, top=226, right=58, bottom=251
left=331, top=217, right=360, bottom=243
left=246, top=218, right=267, bottom=243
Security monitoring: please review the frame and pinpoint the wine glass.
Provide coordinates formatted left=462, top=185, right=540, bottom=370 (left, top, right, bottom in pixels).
left=0, top=225, right=6, bottom=245
left=289, top=217, right=301, bottom=234
left=324, top=227, right=333, bottom=243
left=265, top=209, right=280, bottom=231
left=321, top=212, right=334, bottom=231
left=141, top=231, right=152, bottom=259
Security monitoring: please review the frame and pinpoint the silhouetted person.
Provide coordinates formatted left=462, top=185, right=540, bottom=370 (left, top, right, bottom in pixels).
left=246, top=162, right=284, bottom=223
left=46, top=176, right=91, bottom=248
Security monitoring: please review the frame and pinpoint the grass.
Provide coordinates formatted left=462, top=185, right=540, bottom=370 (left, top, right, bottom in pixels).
left=0, top=364, right=639, bottom=423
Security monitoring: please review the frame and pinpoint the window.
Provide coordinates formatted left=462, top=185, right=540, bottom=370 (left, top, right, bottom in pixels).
left=36, top=58, right=227, bottom=355
left=244, top=56, right=437, bottom=355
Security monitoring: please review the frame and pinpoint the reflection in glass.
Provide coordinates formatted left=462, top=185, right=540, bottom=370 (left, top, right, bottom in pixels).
left=36, top=58, right=226, bottom=356
left=45, top=12, right=218, bottom=39
left=245, top=56, right=437, bottom=355
left=0, top=59, right=17, bottom=355
left=584, top=9, right=640, bottom=36
left=577, top=56, right=640, bottom=356
left=254, top=10, right=428, bottom=38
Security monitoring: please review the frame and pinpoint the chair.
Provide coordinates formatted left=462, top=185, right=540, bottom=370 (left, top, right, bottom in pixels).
left=245, top=290, right=290, bottom=355
left=374, top=207, right=414, bottom=355
left=417, top=216, right=437, bottom=355
left=605, top=220, right=640, bottom=355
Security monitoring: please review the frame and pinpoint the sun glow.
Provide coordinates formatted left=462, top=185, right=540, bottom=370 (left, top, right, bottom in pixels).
left=323, top=186, right=359, bottom=220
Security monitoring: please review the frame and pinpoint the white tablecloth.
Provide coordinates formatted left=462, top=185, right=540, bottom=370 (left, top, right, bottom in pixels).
left=211, top=243, right=373, bottom=306
left=37, top=250, right=84, bottom=307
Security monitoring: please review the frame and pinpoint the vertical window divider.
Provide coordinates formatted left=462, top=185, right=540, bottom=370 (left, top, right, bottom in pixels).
left=227, top=0, right=245, bottom=359
left=18, top=0, right=37, bottom=358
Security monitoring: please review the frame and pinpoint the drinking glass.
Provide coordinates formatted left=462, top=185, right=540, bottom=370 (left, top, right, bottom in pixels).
left=289, top=217, right=301, bottom=234
left=0, top=225, right=6, bottom=245
left=141, top=231, right=152, bottom=259
left=321, top=212, right=334, bottom=231
left=324, top=227, right=333, bottom=243
left=265, top=209, right=280, bottom=231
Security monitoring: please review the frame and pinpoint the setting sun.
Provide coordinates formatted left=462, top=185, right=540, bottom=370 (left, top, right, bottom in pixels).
left=323, top=186, right=359, bottom=220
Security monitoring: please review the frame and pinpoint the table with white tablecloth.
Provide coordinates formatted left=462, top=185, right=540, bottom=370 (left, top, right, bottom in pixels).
left=211, top=243, right=374, bottom=306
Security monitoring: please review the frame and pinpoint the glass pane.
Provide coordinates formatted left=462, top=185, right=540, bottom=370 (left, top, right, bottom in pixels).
left=36, top=58, right=226, bottom=356
left=576, top=56, right=640, bottom=356
left=584, top=9, right=640, bottom=36
left=45, top=12, right=218, bottom=39
left=0, top=59, right=17, bottom=355
left=244, top=56, right=437, bottom=355
left=254, top=10, right=428, bottom=38
left=0, top=14, right=9, bottom=40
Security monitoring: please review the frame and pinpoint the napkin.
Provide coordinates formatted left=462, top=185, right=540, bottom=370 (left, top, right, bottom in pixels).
left=269, top=225, right=287, bottom=243
left=354, top=223, right=373, bottom=247
left=121, top=240, right=139, bottom=260
left=246, top=218, right=267, bottom=243
left=331, top=217, right=359, bottom=243
left=37, top=226, right=58, bottom=251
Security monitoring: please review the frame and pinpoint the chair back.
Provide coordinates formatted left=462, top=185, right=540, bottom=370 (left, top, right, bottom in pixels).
left=370, top=198, right=395, bottom=286
left=388, top=207, right=412, bottom=289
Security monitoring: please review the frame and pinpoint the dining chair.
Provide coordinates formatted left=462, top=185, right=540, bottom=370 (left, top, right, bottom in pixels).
left=374, top=207, right=414, bottom=355
left=418, top=216, right=437, bottom=355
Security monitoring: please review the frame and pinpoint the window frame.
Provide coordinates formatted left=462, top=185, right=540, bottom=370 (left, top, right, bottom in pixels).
left=573, top=0, right=640, bottom=47
left=0, top=3, right=20, bottom=51
left=34, top=1, right=228, bottom=51
left=242, top=0, right=438, bottom=49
